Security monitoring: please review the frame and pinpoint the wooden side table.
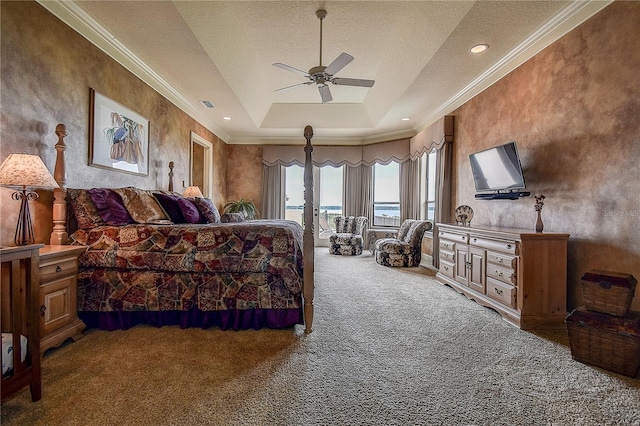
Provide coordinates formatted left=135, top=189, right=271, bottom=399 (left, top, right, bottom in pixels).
left=39, top=245, right=87, bottom=353
left=1, top=244, right=43, bottom=401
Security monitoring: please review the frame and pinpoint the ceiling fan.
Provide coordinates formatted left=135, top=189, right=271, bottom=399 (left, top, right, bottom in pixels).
left=273, top=9, right=375, bottom=103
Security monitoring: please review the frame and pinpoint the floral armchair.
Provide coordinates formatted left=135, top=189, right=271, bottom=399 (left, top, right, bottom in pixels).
left=375, top=219, right=432, bottom=267
left=329, top=216, right=368, bottom=256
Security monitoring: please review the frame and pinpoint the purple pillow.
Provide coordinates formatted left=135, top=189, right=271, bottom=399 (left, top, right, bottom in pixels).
left=177, top=198, right=205, bottom=224
left=153, top=193, right=185, bottom=223
left=88, top=188, right=133, bottom=226
left=191, top=197, right=221, bottom=223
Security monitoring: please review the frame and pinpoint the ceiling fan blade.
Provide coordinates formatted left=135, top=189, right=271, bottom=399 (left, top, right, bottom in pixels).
left=273, top=63, right=309, bottom=77
left=275, top=81, right=313, bottom=92
left=318, top=84, right=333, bottom=103
left=324, top=53, right=354, bottom=76
left=331, top=77, right=375, bottom=88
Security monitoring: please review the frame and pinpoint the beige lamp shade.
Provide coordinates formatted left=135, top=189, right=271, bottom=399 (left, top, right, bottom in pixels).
left=183, top=186, right=204, bottom=198
left=0, top=153, right=59, bottom=189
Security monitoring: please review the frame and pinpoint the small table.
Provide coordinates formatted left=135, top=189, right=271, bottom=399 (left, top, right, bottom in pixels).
left=39, top=245, right=87, bottom=353
left=366, top=229, right=398, bottom=254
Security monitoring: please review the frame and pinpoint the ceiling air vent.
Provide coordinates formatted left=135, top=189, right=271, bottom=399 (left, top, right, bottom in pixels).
left=200, top=100, right=215, bottom=109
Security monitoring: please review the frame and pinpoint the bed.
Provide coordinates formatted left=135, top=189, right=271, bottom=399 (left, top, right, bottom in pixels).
left=51, top=124, right=316, bottom=333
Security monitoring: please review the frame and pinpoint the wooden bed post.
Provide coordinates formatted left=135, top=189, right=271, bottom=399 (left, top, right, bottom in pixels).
left=50, top=123, right=68, bottom=245
left=303, top=125, right=315, bottom=334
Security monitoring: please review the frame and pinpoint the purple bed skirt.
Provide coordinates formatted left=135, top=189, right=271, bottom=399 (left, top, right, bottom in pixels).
left=79, top=307, right=303, bottom=331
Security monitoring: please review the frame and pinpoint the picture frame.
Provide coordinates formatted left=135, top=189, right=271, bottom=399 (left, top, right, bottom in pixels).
left=89, top=88, right=149, bottom=176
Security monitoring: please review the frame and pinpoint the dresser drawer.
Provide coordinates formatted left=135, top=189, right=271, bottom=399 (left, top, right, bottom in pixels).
left=40, top=257, right=78, bottom=281
left=439, top=231, right=468, bottom=245
left=439, top=239, right=456, bottom=252
left=486, top=277, right=517, bottom=309
left=486, top=251, right=517, bottom=270
left=439, top=259, right=455, bottom=280
left=439, top=248, right=455, bottom=263
left=486, top=264, right=517, bottom=285
left=469, top=236, right=517, bottom=255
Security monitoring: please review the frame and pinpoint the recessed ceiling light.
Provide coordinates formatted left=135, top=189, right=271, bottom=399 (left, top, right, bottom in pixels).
left=470, top=44, right=488, bottom=54
left=401, top=117, right=411, bottom=121
left=222, top=116, right=231, bottom=121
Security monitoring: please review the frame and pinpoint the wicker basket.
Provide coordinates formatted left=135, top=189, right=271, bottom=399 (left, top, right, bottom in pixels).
left=566, top=307, right=640, bottom=378
left=580, top=270, right=637, bottom=317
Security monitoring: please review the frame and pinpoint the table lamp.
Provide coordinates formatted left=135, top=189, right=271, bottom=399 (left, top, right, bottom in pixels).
left=0, top=154, right=59, bottom=246
left=183, top=186, right=204, bottom=198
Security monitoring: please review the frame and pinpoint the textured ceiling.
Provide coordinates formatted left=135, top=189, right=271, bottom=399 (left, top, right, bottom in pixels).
left=42, top=1, right=610, bottom=145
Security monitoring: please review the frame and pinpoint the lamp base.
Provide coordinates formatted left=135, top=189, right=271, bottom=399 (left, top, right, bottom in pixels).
left=12, top=188, right=38, bottom=246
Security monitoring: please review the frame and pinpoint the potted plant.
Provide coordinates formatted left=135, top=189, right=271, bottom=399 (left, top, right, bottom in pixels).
left=223, top=198, right=260, bottom=219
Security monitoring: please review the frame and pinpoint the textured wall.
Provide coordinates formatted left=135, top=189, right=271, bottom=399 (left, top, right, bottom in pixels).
left=225, top=145, right=264, bottom=215
left=450, top=2, right=640, bottom=310
left=0, top=1, right=227, bottom=246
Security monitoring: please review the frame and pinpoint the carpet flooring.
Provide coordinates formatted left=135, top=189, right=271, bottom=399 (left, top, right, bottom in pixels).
left=2, top=250, right=639, bottom=425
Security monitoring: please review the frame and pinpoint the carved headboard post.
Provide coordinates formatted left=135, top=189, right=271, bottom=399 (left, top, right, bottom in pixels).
left=168, top=161, right=174, bottom=192
left=303, top=125, right=315, bottom=334
left=50, top=123, right=68, bottom=245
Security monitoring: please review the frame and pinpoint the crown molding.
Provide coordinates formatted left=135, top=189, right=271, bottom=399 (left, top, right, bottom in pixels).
left=415, top=0, right=613, bottom=134
left=36, top=0, right=230, bottom=142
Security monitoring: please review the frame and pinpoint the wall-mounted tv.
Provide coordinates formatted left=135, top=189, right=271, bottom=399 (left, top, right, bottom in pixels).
left=469, top=141, right=529, bottom=199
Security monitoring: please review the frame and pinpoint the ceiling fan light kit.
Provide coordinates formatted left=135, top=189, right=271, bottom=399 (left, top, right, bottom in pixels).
left=273, top=9, right=375, bottom=103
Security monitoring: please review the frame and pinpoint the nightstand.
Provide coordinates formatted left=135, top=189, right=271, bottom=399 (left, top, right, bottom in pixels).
left=39, top=245, right=87, bottom=353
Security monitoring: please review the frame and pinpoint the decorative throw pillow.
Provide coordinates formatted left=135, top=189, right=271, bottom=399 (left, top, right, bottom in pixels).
left=113, top=187, right=171, bottom=224
left=152, top=193, right=185, bottom=223
left=177, top=198, right=205, bottom=224
left=220, top=212, right=245, bottom=223
left=67, top=188, right=104, bottom=229
left=88, top=188, right=133, bottom=226
left=191, top=197, right=221, bottom=223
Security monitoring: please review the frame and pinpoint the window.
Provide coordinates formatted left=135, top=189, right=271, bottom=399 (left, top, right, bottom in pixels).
left=422, top=149, right=437, bottom=221
left=373, top=162, right=400, bottom=227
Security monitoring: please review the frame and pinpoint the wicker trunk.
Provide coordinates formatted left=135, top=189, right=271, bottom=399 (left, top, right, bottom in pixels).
left=566, top=307, right=640, bottom=378
left=580, top=270, right=637, bottom=317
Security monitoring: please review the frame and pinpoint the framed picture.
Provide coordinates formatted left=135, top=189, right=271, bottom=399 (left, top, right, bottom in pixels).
left=89, top=88, right=149, bottom=176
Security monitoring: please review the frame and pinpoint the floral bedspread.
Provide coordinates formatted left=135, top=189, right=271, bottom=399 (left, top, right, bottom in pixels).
left=70, top=220, right=305, bottom=312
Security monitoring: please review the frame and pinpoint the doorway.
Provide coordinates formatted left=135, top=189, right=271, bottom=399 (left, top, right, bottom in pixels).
left=284, top=165, right=343, bottom=247
left=190, top=132, right=213, bottom=198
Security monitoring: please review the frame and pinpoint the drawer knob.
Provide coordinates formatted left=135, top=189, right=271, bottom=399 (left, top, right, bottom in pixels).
left=507, top=244, right=512, bottom=249
left=56, top=265, right=62, bottom=273
left=495, top=288, right=503, bottom=295
left=40, top=304, right=46, bottom=317
left=497, top=257, right=503, bottom=263
left=472, top=238, right=477, bottom=243
left=495, top=270, right=503, bottom=277
left=444, top=266, right=449, bottom=271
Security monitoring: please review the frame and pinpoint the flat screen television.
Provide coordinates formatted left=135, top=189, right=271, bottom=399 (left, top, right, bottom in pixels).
left=469, top=142, right=528, bottom=198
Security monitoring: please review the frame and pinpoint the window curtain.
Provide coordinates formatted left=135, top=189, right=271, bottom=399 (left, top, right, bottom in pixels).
left=262, top=165, right=284, bottom=219
left=342, top=164, right=373, bottom=219
left=399, top=158, right=420, bottom=221
left=432, top=141, right=453, bottom=268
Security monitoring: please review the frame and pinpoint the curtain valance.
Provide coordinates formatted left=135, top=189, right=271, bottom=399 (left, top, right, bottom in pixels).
left=409, top=116, right=454, bottom=160
left=263, top=116, right=453, bottom=166
left=263, top=145, right=364, bottom=167
left=263, top=139, right=412, bottom=167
